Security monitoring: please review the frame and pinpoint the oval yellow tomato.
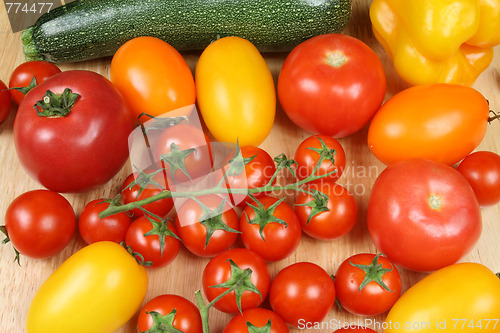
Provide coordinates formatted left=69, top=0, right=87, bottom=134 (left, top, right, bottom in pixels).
left=196, top=36, right=276, bottom=147
left=384, top=263, right=500, bottom=333
left=26, top=241, right=148, bottom=333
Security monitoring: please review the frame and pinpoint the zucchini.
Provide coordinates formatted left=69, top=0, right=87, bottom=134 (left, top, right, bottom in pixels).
left=22, top=0, right=351, bottom=63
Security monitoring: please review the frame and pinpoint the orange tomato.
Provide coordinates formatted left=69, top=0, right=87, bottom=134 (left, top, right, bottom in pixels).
left=110, top=37, right=195, bottom=124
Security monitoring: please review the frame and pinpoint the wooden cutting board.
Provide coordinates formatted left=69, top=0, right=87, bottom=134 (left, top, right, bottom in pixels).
left=1, top=1, right=499, bottom=332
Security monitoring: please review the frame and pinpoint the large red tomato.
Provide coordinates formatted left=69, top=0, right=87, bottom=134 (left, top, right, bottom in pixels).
left=278, top=34, right=386, bottom=138
left=13, top=70, right=134, bottom=193
left=223, top=308, right=289, bottom=333
left=367, top=158, right=482, bottom=272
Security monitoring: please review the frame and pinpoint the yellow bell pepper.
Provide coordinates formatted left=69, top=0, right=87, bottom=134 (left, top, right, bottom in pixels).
left=370, top=0, right=500, bottom=86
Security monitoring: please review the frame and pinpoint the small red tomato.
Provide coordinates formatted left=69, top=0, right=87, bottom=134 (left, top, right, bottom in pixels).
left=334, top=253, right=402, bottom=316
left=294, top=135, right=346, bottom=183
left=223, top=308, right=289, bottom=333
left=9, top=61, right=61, bottom=105
left=0, top=79, right=12, bottom=123
left=78, top=199, right=131, bottom=245
left=457, top=151, right=500, bottom=207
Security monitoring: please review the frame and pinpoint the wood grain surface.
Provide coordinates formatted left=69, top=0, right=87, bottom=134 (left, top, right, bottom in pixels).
left=1, top=1, right=499, bottom=332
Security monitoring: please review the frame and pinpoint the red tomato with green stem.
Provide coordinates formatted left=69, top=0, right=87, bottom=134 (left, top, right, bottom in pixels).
left=8, top=61, right=61, bottom=105
left=0, top=79, right=11, bottom=123
left=223, top=308, right=289, bottom=333
left=278, top=33, right=386, bottom=138
left=457, top=151, right=500, bottom=207
left=202, top=248, right=271, bottom=314
left=334, top=253, right=402, bottom=316
left=294, top=135, right=346, bottom=183
left=240, top=196, right=302, bottom=262
left=78, top=199, right=131, bottom=245
left=137, top=294, right=203, bottom=333
left=3, top=190, right=76, bottom=260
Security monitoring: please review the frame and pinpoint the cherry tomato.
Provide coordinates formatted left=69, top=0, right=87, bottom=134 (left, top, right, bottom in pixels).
left=457, top=151, right=500, bottom=206
left=367, top=158, right=482, bottom=272
left=174, top=195, right=239, bottom=257
left=125, top=215, right=180, bottom=268
left=78, top=199, right=131, bottom=245
left=223, top=308, right=289, bottom=333
left=137, top=294, right=202, bottom=333
left=334, top=253, right=401, bottom=316
left=111, top=36, right=195, bottom=123
left=278, top=33, right=386, bottom=138
left=295, top=182, right=357, bottom=241
left=294, top=135, right=346, bottom=183
left=269, top=262, right=336, bottom=327
left=240, top=196, right=302, bottom=262
left=0, top=79, right=12, bottom=123
left=4, top=190, right=76, bottom=259
left=202, top=248, right=271, bottom=314
left=8, top=61, right=61, bottom=105
left=334, top=326, right=377, bottom=333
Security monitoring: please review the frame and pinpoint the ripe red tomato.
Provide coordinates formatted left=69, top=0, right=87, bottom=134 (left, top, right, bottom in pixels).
left=269, top=262, right=336, bottom=327
left=334, top=253, right=401, bottom=316
left=0, top=79, right=11, bottom=123
left=223, top=308, right=289, bottom=333
left=137, top=294, right=202, bottom=333
left=335, top=326, right=377, bottom=333
left=457, top=151, right=500, bottom=207
left=125, top=215, right=180, bottom=268
left=8, top=61, right=61, bottom=105
left=78, top=199, right=131, bottom=245
left=240, top=196, right=302, bottom=262
left=295, top=182, right=357, bottom=240
left=367, top=158, right=482, bottom=272
left=174, top=195, right=239, bottom=257
left=14, top=70, right=134, bottom=193
left=202, top=248, right=271, bottom=314
left=4, top=190, right=76, bottom=259
left=294, top=135, right=346, bottom=183
left=278, top=33, right=386, bottom=138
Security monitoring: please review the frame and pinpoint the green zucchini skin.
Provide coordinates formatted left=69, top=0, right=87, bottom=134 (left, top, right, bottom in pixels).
left=22, top=0, right=351, bottom=63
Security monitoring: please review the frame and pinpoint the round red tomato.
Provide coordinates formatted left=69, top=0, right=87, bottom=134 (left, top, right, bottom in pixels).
left=137, top=294, right=202, bottom=333
left=334, top=253, right=401, bottom=316
left=78, top=199, right=131, bottom=245
left=8, top=61, right=61, bottom=105
left=457, top=151, right=500, bottom=207
left=294, top=135, right=346, bottom=183
left=240, top=196, right=302, bottom=262
left=202, top=248, right=271, bottom=314
left=14, top=70, right=134, bottom=193
left=125, top=215, right=180, bottom=268
left=367, top=158, right=482, bottom=272
left=174, top=195, right=239, bottom=257
left=4, top=190, right=76, bottom=259
left=223, top=308, right=289, bottom=333
left=278, top=33, right=386, bottom=138
left=334, top=326, right=377, bottom=333
left=269, top=261, right=336, bottom=327
left=121, top=169, right=174, bottom=218
left=0, top=79, right=11, bottom=123
left=295, top=182, right=357, bottom=240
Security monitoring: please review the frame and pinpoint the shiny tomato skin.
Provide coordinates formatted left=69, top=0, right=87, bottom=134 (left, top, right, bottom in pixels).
left=137, top=294, right=202, bottom=333
left=110, top=36, right=195, bottom=123
left=295, top=182, right=357, bottom=241
left=334, top=253, right=401, bottom=316
left=240, top=196, right=302, bottom=262
left=14, top=70, right=134, bottom=193
left=202, top=248, right=271, bottom=314
left=5, top=189, right=76, bottom=259
left=223, top=308, right=289, bottom=333
left=278, top=33, right=386, bottom=138
left=368, top=84, right=490, bottom=166
left=8, top=61, right=61, bottom=105
left=457, top=151, right=500, bottom=206
left=269, top=262, right=336, bottom=327
left=367, top=158, right=482, bottom=272
left=0, top=79, right=11, bottom=123
left=78, top=199, right=131, bottom=245
left=294, top=135, right=346, bottom=183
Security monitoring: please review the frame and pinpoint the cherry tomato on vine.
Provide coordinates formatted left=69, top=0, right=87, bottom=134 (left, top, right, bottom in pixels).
left=8, top=61, right=61, bottom=105
left=223, top=308, right=289, bottom=333
left=0, top=80, right=11, bottom=123
left=457, top=151, right=500, bottom=207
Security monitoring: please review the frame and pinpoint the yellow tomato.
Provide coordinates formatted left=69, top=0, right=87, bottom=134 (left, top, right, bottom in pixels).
left=26, top=241, right=148, bottom=333
left=195, top=36, right=276, bottom=147
left=384, top=263, right=500, bottom=333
